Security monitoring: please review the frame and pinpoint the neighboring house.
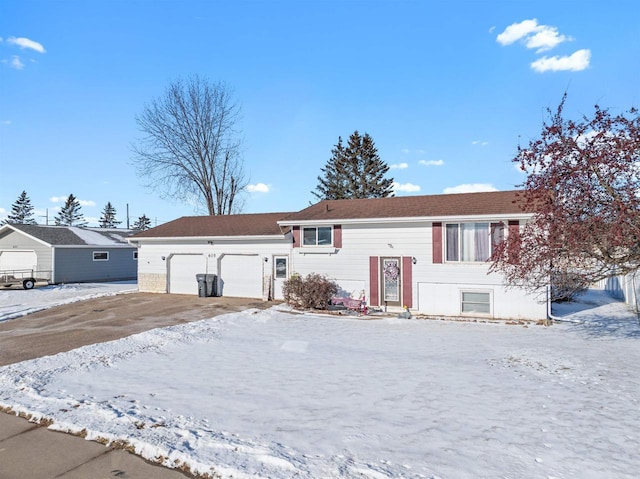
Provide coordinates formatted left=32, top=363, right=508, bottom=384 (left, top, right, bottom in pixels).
left=129, top=213, right=293, bottom=298
left=130, top=191, right=548, bottom=320
left=0, top=224, right=137, bottom=284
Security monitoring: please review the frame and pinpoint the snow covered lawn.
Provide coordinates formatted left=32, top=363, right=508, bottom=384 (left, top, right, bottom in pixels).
left=0, top=281, right=137, bottom=322
left=1, top=290, right=639, bottom=478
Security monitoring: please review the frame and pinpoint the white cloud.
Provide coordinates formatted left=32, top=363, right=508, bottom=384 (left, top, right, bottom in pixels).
left=443, top=184, right=498, bottom=194
left=496, top=19, right=540, bottom=46
left=7, top=36, right=46, bottom=53
left=246, top=183, right=270, bottom=193
left=497, top=19, right=572, bottom=53
left=530, top=49, right=591, bottom=72
left=10, top=56, right=24, bottom=70
left=390, top=162, right=409, bottom=169
left=419, top=159, right=444, bottom=166
left=0, top=207, right=6, bottom=221
left=400, top=148, right=410, bottom=155
left=79, top=200, right=96, bottom=207
left=471, top=140, right=489, bottom=146
left=393, top=182, right=421, bottom=193
left=526, top=27, right=570, bottom=53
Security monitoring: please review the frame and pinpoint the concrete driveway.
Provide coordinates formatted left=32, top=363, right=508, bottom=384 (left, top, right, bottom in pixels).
left=0, top=293, right=275, bottom=478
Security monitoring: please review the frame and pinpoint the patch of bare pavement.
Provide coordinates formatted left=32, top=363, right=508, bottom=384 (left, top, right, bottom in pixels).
left=0, top=292, right=276, bottom=479
left=0, top=292, right=273, bottom=366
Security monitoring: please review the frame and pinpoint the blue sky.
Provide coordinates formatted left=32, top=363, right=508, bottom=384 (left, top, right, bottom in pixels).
left=1, top=0, right=638, bottom=227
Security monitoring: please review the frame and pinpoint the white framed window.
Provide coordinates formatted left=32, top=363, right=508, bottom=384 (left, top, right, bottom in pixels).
left=302, top=226, right=333, bottom=246
left=460, top=290, right=492, bottom=315
left=93, top=251, right=109, bottom=262
left=445, top=222, right=503, bottom=262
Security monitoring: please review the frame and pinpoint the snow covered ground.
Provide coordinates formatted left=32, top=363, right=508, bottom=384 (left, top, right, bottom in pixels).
left=0, top=281, right=137, bottom=322
left=1, top=288, right=639, bottom=478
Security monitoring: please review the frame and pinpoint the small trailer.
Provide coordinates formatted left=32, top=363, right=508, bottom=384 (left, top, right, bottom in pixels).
left=0, top=269, right=51, bottom=290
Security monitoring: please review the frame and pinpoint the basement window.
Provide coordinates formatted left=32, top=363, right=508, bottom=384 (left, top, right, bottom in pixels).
left=93, top=251, right=109, bottom=262
left=461, top=290, right=492, bottom=315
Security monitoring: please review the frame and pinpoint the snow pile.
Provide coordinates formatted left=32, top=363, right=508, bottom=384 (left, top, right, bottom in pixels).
left=1, top=290, right=639, bottom=478
left=0, top=281, right=137, bottom=322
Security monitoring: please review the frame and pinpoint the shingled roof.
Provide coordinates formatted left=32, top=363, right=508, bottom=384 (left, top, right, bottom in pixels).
left=279, top=190, right=527, bottom=223
left=6, top=224, right=134, bottom=246
left=130, top=212, right=293, bottom=239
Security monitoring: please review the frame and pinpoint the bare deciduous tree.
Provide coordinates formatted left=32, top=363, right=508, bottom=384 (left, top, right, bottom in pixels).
left=132, top=76, right=247, bottom=215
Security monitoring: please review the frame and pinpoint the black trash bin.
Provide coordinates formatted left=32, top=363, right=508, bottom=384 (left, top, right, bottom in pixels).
left=196, top=274, right=207, bottom=297
left=205, top=274, right=218, bottom=297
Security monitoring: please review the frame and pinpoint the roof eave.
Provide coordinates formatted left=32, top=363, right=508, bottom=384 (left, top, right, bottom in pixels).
left=129, top=234, right=290, bottom=244
left=278, top=212, right=532, bottom=226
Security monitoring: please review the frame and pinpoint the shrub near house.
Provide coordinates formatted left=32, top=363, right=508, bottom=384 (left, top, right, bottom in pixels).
left=283, top=273, right=338, bottom=310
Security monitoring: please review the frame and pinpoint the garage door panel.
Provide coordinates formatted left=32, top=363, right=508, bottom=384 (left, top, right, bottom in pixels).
left=0, top=251, right=37, bottom=271
left=220, top=255, right=262, bottom=298
left=169, top=254, right=206, bottom=295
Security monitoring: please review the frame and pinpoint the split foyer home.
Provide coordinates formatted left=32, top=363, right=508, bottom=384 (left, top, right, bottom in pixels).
left=130, top=190, right=548, bottom=320
left=0, top=224, right=137, bottom=284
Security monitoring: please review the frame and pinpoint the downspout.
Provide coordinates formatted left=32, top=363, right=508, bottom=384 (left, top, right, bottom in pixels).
left=546, top=285, right=581, bottom=323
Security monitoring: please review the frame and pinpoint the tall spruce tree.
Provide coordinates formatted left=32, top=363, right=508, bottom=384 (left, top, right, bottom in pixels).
left=133, top=214, right=152, bottom=231
left=99, top=202, right=121, bottom=228
left=4, top=191, right=37, bottom=225
left=313, top=131, right=394, bottom=200
left=54, top=194, right=87, bottom=227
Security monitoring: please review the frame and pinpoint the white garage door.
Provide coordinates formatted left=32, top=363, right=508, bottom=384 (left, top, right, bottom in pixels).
left=0, top=250, right=37, bottom=271
left=168, top=254, right=206, bottom=295
left=219, top=254, right=263, bottom=298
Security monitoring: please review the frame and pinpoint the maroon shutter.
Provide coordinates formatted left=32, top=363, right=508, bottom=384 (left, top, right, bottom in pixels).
left=369, top=256, right=379, bottom=306
left=432, top=222, right=443, bottom=263
left=333, top=225, right=342, bottom=248
left=402, top=256, right=413, bottom=308
left=292, top=226, right=300, bottom=248
left=508, top=220, right=519, bottom=236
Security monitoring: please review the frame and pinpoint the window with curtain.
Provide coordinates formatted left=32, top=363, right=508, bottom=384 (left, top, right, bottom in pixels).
left=445, top=223, right=492, bottom=262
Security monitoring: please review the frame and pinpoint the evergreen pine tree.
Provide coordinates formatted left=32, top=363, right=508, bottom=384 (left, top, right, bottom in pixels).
left=4, top=191, right=37, bottom=225
left=312, top=131, right=394, bottom=201
left=54, top=194, right=87, bottom=227
left=98, top=202, right=121, bottom=228
left=132, top=214, right=152, bottom=231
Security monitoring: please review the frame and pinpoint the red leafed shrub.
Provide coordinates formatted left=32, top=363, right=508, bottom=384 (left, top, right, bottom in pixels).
left=282, top=273, right=338, bottom=310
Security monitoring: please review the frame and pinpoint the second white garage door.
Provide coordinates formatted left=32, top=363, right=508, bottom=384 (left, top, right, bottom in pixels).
left=168, top=254, right=207, bottom=295
left=219, top=254, right=263, bottom=298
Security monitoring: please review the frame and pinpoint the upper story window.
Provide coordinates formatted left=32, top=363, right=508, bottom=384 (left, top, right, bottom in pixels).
left=302, top=226, right=332, bottom=246
left=445, top=222, right=503, bottom=262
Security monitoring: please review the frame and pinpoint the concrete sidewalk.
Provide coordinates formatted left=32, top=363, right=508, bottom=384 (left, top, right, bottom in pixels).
left=0, top=412, right=193, bottom=479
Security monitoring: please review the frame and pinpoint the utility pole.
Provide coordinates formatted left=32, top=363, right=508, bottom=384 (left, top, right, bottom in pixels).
left=126, top=203, right=130, bottom=229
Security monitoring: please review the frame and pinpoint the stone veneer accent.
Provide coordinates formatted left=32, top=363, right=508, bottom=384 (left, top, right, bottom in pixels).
left=138, top=273, right=167, bottom=293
